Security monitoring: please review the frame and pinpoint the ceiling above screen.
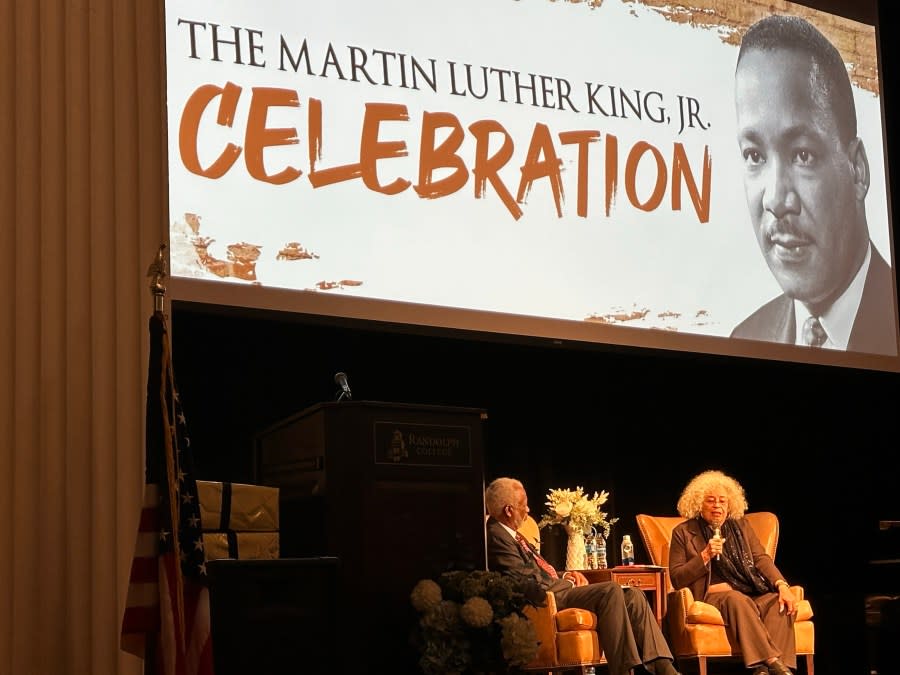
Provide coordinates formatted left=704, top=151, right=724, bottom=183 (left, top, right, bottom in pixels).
left=164, top=0, right=899, bottom=373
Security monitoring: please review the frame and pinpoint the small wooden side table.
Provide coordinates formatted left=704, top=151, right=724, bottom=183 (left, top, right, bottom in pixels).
left=578, top=565, right=667, bottom=625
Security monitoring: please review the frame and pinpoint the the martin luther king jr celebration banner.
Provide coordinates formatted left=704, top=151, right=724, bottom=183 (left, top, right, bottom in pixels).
left=164, top=0, right=894, bottom=362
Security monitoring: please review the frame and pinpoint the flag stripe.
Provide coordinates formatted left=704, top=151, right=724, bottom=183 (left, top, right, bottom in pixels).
left=122, top=604, right=161, bottom=630
left=185, top=587, right=212, bottom=675
left=139, top=505, right=161, bottom=531
left=129, top=556, right=160, bottom=584
left=134, top=529, right=160, bottom=553
left=125, top=581, right=161, bottom=608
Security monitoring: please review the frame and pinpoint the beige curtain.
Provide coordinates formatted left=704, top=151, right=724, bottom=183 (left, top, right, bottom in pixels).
left=2, top=0, right=166, bottom=673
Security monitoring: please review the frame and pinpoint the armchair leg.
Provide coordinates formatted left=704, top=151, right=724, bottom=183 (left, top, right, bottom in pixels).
left=697, top=656, right=707, bottom=675
left=804, top=654, right=814, bottom=675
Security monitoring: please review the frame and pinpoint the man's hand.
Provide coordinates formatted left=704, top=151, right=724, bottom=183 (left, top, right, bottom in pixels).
left=562, top=571, right=589, bottom=586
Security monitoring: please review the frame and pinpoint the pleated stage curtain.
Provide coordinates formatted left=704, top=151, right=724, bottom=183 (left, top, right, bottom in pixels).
left=0, top=0, right=167, bottom=673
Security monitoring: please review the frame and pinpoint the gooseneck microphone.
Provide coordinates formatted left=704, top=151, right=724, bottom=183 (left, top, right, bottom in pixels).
left=334, top=371, right=352, bottom=401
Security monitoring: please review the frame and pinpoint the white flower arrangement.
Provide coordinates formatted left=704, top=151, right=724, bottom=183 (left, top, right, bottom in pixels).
left=410, top=570, right=539, bottom=674
left=538, top=486, right=618, bottom=537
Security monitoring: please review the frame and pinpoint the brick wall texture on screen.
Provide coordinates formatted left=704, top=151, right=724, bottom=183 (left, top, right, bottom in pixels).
left=605, top=0, right=879, bottom=94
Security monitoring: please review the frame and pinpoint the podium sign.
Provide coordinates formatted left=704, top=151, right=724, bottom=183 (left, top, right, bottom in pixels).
left=373, top=421, right=473, bottom=466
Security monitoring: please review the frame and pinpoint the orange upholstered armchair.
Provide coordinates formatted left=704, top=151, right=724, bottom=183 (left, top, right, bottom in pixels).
left=516, top=516, right=606, bottom=674
left=636, top=512, right=814, bottom=675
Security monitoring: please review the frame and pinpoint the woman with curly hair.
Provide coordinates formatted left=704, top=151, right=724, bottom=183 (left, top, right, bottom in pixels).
left=669, top=470, right=798, bottom=675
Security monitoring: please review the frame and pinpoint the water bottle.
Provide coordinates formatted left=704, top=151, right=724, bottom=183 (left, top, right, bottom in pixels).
left=621, top=534, right=635, bottom=566
left=596, top=533, right=608, bottom=569
left=585, top=529, right=597, bottom=570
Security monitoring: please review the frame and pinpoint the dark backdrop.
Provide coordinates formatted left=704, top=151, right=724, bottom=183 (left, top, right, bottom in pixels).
left=170, top=300, right=896, bottom=675
left=169, top=2, right=898, bottom=673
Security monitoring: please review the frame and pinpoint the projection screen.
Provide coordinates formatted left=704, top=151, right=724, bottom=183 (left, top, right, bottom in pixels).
left=164, top=0, right=899, bottom=372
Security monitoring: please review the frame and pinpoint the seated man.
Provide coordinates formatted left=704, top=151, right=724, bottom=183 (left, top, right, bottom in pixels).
left=485, top=477, right=680, bottom=675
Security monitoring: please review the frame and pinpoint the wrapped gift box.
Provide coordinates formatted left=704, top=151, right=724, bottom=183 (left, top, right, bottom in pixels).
left=202, top=531, right=280, bottom=561
left=197, top=480, right=279, bottom=532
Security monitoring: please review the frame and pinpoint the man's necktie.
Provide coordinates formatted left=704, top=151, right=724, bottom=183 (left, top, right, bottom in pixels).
left=802, top=316, right=828, bottom=347
left=515, top=532, right=559, bottom=579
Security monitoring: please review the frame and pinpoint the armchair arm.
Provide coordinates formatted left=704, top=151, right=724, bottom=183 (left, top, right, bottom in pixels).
left=790, top=585, right=814, bottom=621
left=665, top=587, right=703, bottom=657
left=666, top=586, right=725, bottom=626
left=686, top=600, right=726, bottom=625
left=523, top=592, right=560, bottom=668
left=666, top=586, right=694, bottom=626
left=522, top=591, right=604, bottom=671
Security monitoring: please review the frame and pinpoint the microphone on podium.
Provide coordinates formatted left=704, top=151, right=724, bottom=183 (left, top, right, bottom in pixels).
left=334, top=371, right=352, bottom=401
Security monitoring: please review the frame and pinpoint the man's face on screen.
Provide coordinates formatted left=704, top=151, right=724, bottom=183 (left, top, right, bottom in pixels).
left=735, top=47, right=868, bottom=311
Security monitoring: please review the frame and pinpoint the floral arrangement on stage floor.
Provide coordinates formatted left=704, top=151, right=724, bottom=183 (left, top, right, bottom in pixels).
left=410, top=569, right=540, bottom=674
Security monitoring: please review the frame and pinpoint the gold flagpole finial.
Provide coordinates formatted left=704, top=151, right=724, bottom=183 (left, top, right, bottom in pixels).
left=147, top=244, right=168, bottom=313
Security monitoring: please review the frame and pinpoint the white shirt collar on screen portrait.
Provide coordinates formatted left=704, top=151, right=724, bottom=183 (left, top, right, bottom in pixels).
left=793, top=242, right=871, bottom=350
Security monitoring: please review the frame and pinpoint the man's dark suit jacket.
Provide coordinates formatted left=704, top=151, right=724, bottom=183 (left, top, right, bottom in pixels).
left=485, top=516, right=569, bottom=600
left=730, top=244, right=898, bottom=356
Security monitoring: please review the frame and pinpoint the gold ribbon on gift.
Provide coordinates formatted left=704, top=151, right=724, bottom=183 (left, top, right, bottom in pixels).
left=197, top=480, right=279, bottom=531
left=202, top=531, right=280, bottom=561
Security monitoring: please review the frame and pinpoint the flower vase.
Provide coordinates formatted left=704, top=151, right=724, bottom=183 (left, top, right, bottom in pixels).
left=564, top=525, right=587, bottom=570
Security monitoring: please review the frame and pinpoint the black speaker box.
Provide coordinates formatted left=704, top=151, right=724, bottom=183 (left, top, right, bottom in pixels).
left=207, top=557, right=341, bottom=675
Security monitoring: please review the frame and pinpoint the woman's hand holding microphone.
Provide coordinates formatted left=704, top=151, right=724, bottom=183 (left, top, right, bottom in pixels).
left=704, top=526, right=725, bottom=564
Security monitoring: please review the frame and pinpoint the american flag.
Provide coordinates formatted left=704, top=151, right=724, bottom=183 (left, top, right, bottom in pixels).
left=121, top=311, right=214, bottom=675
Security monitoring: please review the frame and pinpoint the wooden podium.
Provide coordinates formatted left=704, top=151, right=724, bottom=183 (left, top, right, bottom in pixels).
left=254, top=400, right=487, bottom=672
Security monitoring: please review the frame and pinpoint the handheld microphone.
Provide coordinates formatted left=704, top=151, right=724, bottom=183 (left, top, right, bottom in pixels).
left=714, top=526, right=721, bottom=561
left=334, top=371, right=352, bottom=401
